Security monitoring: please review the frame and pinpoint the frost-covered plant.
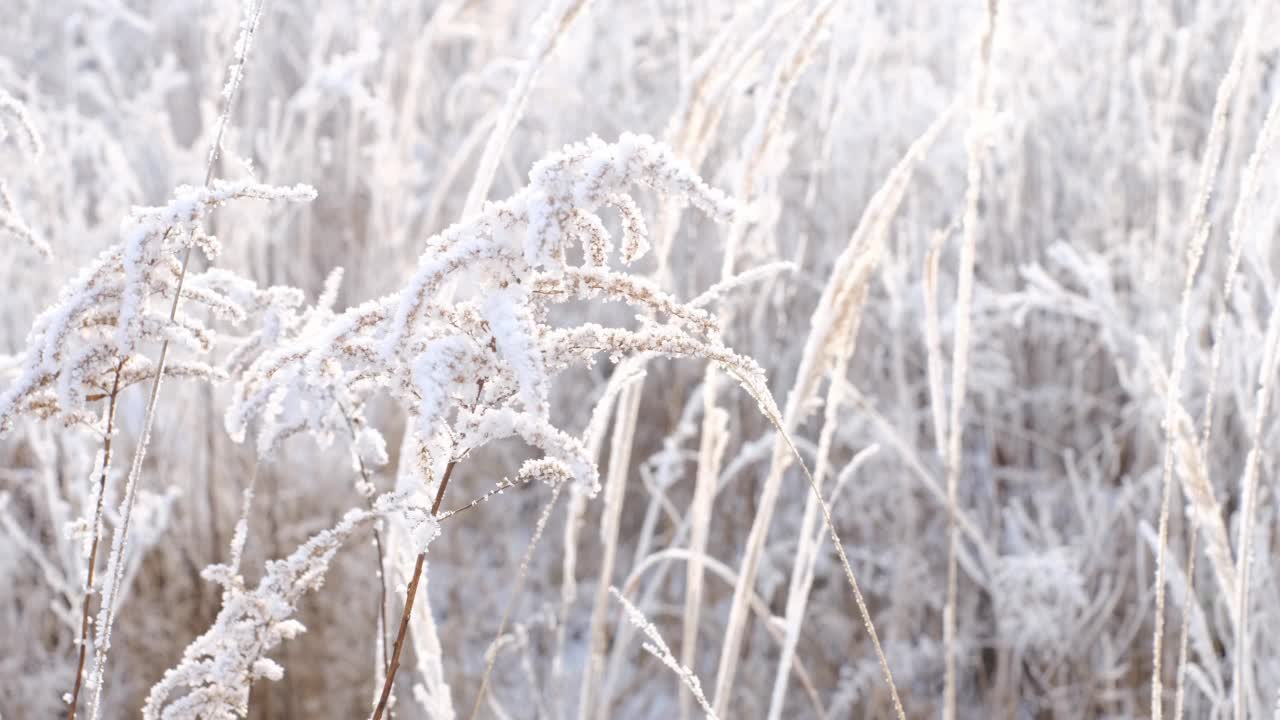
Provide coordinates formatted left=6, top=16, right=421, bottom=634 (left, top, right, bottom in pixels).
left=142, top=492, right=419, bottom=720
left=17, top=1, right=1278, bottom=716
left=228, top=133, right=763, bottom=493
left=218, top=266, right=400, bottom=706
left=0, top=177, right=314, bottom=720
left=0, top=180, right=315, bottom=432
left=0, top=443, right=180, bottom=646
left=224, top=133, right=768, bottom=714
left=610, top=586, right=718, bottom=720
left=990, top=549, right=1088, bottom=654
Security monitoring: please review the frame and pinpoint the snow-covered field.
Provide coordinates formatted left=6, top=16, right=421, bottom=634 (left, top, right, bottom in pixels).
left=2, top=1, right=1279, bottom=717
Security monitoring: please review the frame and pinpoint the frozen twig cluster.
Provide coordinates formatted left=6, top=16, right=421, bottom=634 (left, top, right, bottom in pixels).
left=0, top=181, right=315, bottom=433
left=228, top=133, right=762, bottom=497
left=142, top=492, right=420, bottom=719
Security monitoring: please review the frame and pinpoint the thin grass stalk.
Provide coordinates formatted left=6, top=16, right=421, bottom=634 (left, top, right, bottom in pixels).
left=552, top=363, right=645, bottom=718
left=718, top=0, right=834, bottom=281
left=391, top=464, right=454, bottom=720
left=1232, top=272, right=1280, bottom=720
left=599, top=412, right=730, bottom=713
left=610, top=587, right=718, bottom=720
left=1174, top=524, right=1198, bottom=720
left=338, top=406, right=392, bottom=682
left=468, top=483, right=565, bottom=719
left=679, top=398, right=726, bottom=720
left=1178, top=101, right=1280, bottom=718
left=618, top=547, right=827, bottom=718
left=765, top=346, right=861, bottom=720
left=681, top=1, right=832, bottom=703
left=667, top=7, right=808, bottom=705
left=735, top=371, right=905, bottom=720
left=460, top=0, right=591, bottom=218
left=1199, top=89, right=1280, bottom=455
left=228, top=458, right=263, bottom=714
left=370, top=513, right=390, bottom=685
left=85, top=4, right=269, bottom=716
left=943, top=4, right=999, bottom=718
left=924, top=226, right=952, bottom=456
left=711, top=95, right=956, bottom=720
left=579, top=379, right=642, bottom=720
left=598, top=460, right=679, bottom=708
left=1153, top=9, right=1256, bottom=719
left=65, top=361, right=123, bottom=720
left=1195, top=70, right=1280, bottom=720
left=1151, top=360, right=1237, bottom=617
left=654, top=0, right=804, bottom=280
left=679, top=0, right=806, bottom=171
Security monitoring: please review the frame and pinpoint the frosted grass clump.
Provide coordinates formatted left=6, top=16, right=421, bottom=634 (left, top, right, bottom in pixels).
left=0, top=180, right=314, bottom=434
left=990, top=549, right=1088, bottom=654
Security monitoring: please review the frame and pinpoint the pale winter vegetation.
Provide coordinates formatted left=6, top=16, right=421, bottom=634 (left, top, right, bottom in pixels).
left=3, top=0, right=1280, bottom=718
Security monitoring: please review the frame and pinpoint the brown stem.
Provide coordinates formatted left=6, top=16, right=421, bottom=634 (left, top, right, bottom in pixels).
left=370, top=458, right=458, bottom=720
left=430, top=459, right=458, bottom=516
left=371, top=381, right=482, bottom=719
left=66, top=361, right=124, bottom=720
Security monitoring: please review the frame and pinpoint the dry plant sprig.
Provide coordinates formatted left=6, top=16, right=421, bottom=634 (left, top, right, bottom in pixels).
left=222, top=264, right=405, bottom=702
left=0, top=180, right=315, bottom=434
left=216, top=134, right=762, bottom=718
left=0, top=176, right=312, bottom=720
left=943, top=3, right=1000, bottom=719
left=142, top=492, right=423, bottom=719
left=86, top=2, right=282, bottom=714
left=228, top=134, right=752, bottom=496
left=610, top=587, right=718, bottom=720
